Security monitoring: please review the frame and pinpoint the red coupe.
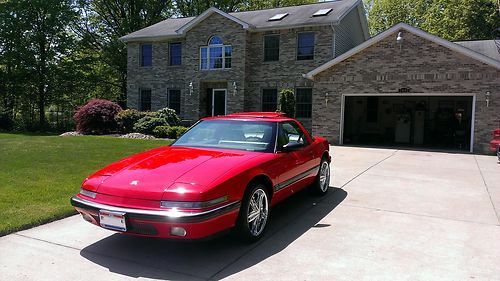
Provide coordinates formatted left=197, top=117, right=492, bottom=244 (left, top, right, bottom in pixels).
left=71, top=112, right=331, bottom=241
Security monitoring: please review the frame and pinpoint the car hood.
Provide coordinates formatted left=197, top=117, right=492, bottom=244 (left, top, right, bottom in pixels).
left=89, top=146, right=260, bottom=200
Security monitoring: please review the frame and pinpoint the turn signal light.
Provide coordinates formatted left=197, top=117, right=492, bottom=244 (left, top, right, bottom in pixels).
left=170, top=227, right=187, bottom=237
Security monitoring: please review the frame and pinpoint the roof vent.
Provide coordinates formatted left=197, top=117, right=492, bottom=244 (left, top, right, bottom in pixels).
left=313, top=8, right=332, bottom=17
left=268, top=13, right=288, bottom=21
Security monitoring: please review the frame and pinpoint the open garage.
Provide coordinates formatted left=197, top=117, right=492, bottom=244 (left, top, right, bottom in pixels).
left=307, top=23, right=500, bottom=153
left=342, top=95, right=473, bottom=151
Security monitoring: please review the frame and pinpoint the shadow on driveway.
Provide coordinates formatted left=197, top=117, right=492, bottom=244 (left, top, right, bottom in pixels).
left=80, top=187, right=347, bottom=280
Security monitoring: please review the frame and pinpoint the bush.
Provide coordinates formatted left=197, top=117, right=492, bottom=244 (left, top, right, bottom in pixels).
left=133, top=107, right=181, bottom=135
left=115, top=109, right=148, bottom=133
left=278, top=88, right=295, bottom=118
left=157, top=107, right=181, bottom=126
left=0, top=110, right=14, bottom=131
left=153, top=125, right=188, bottom=139
left=133, top=116, right=167, bottom=135
left=73, top=99, right=122, bottom=134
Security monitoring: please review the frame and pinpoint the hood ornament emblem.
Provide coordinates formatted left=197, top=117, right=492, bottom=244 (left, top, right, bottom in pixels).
left=130, top=180, right=139, bottom=186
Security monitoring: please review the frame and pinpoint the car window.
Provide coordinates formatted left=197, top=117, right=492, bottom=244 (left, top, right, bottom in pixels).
left=278, top=121, right=307, bottom=148
left=173, top=120, right=276, bottom=152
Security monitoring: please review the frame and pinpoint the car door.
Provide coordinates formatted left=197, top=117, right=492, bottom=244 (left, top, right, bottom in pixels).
left=275, top=121, right=316, bottom=193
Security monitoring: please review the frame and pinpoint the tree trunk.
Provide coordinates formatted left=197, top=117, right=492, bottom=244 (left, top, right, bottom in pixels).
left=119, top=72, right=127, bottom=108
left=38, top=39, right=47, bottom=129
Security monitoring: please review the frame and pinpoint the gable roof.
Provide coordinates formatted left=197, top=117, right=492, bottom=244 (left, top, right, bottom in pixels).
left=454, top=40, right=500, bottom=62
left=176, top=7, right=252, bottom=34
left=305, top=23, right=500, bottom=79
left=120, top=0, right=366, bottom=42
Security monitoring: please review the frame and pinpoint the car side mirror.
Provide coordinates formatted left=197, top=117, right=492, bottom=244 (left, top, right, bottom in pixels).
left=282, top=141, right=304, bottom=152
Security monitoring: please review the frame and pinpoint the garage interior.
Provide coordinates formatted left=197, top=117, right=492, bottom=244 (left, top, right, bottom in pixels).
left=343, top=95, right=473, bottom=151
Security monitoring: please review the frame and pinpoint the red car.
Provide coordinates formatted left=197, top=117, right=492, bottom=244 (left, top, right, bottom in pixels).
left=71, top=112, right=331, bottom=241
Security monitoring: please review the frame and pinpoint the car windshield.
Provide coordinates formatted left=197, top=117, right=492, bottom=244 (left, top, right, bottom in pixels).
left=172, top=120, right=277, bottom=152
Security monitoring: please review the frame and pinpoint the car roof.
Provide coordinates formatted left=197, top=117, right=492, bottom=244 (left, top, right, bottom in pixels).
left=201, top=112, right=295, bottom=122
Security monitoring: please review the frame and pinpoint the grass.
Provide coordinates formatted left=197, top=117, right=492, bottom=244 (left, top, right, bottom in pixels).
left=0, top=133, right=170, bottom=236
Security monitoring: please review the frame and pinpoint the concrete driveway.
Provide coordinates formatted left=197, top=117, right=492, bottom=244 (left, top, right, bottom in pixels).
left=1, top=147, right=499, bottom=280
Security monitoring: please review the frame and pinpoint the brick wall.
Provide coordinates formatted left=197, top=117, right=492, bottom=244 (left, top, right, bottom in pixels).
left=311, top=29, right=500, bottom=153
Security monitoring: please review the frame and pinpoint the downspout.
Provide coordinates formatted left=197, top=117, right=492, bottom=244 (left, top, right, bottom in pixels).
left=331, top=21, right=336, bottom=58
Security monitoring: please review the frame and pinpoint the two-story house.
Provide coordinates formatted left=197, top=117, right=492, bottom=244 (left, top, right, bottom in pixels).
left=120, top=0, right=369, bottom=130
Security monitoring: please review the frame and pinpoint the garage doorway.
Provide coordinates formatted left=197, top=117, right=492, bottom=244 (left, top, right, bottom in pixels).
left=341, top=95, right=474, bottom=151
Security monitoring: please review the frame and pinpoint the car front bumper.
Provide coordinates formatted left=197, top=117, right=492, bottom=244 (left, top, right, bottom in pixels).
left=70, top=196, right=241, bottom=239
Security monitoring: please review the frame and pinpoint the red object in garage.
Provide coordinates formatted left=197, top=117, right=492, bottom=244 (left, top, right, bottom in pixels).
left=490, top=128, right=500, bottom=152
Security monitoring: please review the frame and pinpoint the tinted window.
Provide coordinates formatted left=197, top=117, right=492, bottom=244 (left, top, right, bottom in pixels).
left=264, top=35, right=279, bottom=61
left=296, top=88, right=312, bottom=118
left=297, top=32, right=314, bottom=60
left=173, top=120, right=276, bottom=152
left=141, top=44, right=152, bottom=66
left=169, top=43, right=182, bottom=66
left=262, top=89, right=278, bottom=112
left=140, top=89, right=151, bottom=111
left=168, top=89, right=181, bottom=114
left=278, top=121, right=307, bottom=148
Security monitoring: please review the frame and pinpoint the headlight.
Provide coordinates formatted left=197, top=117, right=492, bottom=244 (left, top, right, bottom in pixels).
left=160, top=196, right=228, bottom=209
left=79, top=188, right=97, bottom=199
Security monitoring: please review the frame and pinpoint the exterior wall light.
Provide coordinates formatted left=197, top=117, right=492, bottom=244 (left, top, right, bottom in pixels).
left=486, top=91, right=491, bottom=107
left=232, top=81, right=237, bottom=96
left=396, top=31, right=403, bottom=50
left=188, top=82, right=193, bottom=96
left=325, top=92, right=329, bottom=106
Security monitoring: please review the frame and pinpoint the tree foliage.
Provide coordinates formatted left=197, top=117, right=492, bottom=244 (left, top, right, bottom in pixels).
left=74, top=0, right=174, bottom=106
left=0, top=0, right=77, bottom=128
left=174, top=0, right=316, bottom=17
left=278, top=89, right=295, bottom=118
left=365, top=0, right=500, bottom=40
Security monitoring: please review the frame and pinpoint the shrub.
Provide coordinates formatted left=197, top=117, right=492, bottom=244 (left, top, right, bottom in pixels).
left=278, top=88, right=295, bottom=118
left=133, top=116, right=166, bottom=135
left=0, top=110, right=14, bottom=131
left=133, top=107, right=181, bottom=135
left=157, top=107, right=181, bottom=126
left=115, top=109, right=148, bottom=133
left=73, top=99, right=122, bottom=134
left=175, top=126, right=188, bottom=137
left=153, top=125, right=188, bottom=139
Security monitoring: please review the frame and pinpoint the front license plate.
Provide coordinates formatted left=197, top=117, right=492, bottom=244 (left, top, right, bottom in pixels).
left=99, top=210, right=127, bottom=232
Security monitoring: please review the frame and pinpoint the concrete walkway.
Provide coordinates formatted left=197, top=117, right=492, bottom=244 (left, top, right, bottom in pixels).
left=1, top=147, right=499, bottom=280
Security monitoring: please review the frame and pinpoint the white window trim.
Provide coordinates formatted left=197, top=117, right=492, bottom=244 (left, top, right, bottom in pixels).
left=199, top=45, right=232, bottom=70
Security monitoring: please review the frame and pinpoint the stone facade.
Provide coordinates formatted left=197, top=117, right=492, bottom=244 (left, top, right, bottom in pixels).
left=126, top=8, right=366, bottom=131
left=311, top=29, right=500, bottom=153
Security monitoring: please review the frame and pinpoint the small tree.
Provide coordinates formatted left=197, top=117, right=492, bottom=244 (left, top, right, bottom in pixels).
left=74, top=99, right=122, bottom=134
left=278, top=88, right=295, bottom=117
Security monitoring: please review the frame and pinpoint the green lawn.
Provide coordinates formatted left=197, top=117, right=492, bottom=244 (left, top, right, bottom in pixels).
left=0, top=133, right=170, bottom=236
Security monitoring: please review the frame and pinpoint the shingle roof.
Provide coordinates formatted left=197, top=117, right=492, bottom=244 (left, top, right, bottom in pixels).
left=120, top=0, right=362, bottom=42
left=305, top=23, right=500, bottom=78
left=454, top=40, right=500, bottom=62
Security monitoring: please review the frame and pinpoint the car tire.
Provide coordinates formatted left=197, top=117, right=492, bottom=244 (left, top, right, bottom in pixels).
left=311, top=157, right=330, bottom=196
left=236, top=182, right=270, bottom=242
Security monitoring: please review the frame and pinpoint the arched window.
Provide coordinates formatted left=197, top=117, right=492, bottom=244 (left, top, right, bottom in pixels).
left=208, top=36, right=223, bottom=45
left=200, top=35, right=232, bottom=70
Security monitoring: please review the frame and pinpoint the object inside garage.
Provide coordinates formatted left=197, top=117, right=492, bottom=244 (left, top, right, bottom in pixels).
left=342, top=95, right=473, bottom=151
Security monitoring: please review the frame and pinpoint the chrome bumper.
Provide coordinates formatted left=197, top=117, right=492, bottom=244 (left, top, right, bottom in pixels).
left=70, top=196, right=240, bottom=223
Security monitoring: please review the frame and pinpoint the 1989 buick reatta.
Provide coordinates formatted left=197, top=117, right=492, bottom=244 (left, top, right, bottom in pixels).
left=71, top=112, right=331, bottom=241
